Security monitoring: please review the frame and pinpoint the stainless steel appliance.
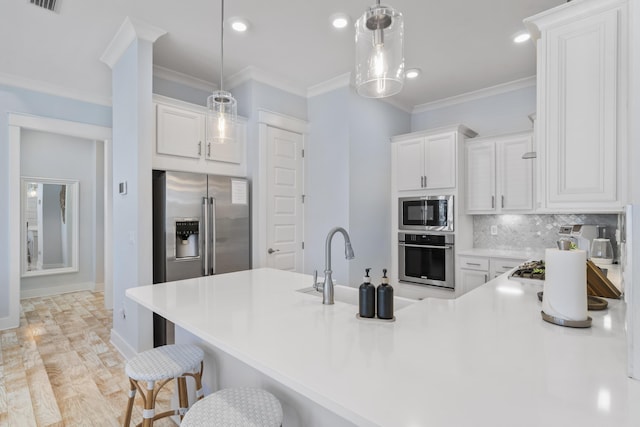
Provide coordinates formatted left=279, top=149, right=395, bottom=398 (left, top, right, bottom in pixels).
left=398, top=232, right=455, bottom=289
left=558, top=224, right=598, bottom=257
left=399, top=195, right=454, bottom=232
left=152, top=170, right=251, bottom=346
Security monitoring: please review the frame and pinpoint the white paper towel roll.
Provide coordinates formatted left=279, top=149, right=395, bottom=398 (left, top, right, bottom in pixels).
left=542, top=248, right=588, bottom=321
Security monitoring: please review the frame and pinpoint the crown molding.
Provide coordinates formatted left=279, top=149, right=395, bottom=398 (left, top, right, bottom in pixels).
left=524, top=0, right=627, bottom=41
left=0, top=71, right=112, bottom=106
left=225, top=66, right=308, bottom=98
left=306, top=72, right=412, bottom=112
left=153, top=65, right=216, bottom=93
left=100, top=17, right=167, bottom=69
left=412, top=76, right=536, bottom=114
left=307, top=72, right=352, bottom=98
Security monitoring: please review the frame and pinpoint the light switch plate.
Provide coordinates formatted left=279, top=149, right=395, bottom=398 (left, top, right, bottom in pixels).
left=490, top=225, right=498, bottom=236
left=119, top=181, right=127, bottom=195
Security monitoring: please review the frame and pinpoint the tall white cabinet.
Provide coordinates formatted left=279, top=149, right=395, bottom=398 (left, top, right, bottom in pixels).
left=466, top=132, right=534, bottom=214
left=390, top=124, right=477, bottom=299
left=525, top=0, right=628, bottom=212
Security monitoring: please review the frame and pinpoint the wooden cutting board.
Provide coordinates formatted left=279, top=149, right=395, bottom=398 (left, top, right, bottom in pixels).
left=586, top=259, right=621, bottom=299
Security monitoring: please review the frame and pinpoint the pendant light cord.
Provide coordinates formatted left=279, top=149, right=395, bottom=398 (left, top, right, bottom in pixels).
left=220, top=0, right=225, bottom=91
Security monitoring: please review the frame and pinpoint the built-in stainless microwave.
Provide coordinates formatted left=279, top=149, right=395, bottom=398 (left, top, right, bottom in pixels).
left=399, top=195, right=454, bottom=232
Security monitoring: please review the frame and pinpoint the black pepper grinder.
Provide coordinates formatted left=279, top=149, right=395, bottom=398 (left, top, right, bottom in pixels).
left=377, top=269, right=394, bottom=320
left=359, top=268, right=376, bottom=318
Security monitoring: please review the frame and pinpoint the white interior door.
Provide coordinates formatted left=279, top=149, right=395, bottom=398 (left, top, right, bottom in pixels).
left=266, top=126, right=304, bottom=271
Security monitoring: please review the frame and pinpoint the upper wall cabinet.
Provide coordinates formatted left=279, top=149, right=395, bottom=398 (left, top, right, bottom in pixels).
left=525, top=0, right=628, bottom=212
left=466, top=132, right=534, bottom=214
left=153, top=95, right=247, bottom=177
left=156, top=103, right=204, bottom=159
left=393, top=125, right=477, bottom=192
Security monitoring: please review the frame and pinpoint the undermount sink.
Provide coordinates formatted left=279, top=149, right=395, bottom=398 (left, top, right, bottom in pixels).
left=297, top=285, right=416, bottom=311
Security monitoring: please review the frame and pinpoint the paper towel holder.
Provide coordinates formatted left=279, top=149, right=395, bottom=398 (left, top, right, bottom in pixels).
left=541, top=311, right=592, bottom=328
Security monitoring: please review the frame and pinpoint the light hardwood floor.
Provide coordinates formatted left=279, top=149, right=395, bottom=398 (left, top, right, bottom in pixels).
left=0, top=291, right=175, bottom=427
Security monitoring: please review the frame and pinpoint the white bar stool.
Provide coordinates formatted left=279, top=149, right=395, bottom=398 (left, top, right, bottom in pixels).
left=123, top=344, right=204, bottom=426
left=181, top=387, right=284, bottom=427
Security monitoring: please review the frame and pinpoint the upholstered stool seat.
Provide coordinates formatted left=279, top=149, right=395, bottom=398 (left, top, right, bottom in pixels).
left=181, top=387, right=283, bottom=427
left=123, top=344, right=204, bottom=427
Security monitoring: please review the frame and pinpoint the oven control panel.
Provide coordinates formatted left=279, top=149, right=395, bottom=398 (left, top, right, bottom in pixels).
left=398, top=232, right=454, bottom=246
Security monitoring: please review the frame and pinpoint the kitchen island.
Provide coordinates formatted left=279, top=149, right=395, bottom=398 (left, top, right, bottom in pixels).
left=126, top=268, right=640, bottom=426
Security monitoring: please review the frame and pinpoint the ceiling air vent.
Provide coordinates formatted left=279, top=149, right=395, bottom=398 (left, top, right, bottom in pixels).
left=30, top=0, right=57, bottom=12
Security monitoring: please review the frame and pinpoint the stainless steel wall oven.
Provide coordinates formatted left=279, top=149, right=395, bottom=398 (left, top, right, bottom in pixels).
left=398, top=232, right=455, bottom=290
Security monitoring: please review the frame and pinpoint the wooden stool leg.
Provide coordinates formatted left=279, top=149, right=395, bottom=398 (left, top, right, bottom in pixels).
left=142, top=380, right=155, bottom=427
left=123, top=378, right=137, bottom=426
left=195, top=361, right=204, bottom=401
left=177, top=377, right=189, bottom=420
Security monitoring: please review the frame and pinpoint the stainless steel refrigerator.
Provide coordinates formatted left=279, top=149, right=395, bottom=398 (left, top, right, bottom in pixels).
left=152, top=170, right=251, bottom=346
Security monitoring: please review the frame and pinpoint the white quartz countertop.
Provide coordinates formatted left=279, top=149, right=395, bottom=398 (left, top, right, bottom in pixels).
left=126, top=268, right=640, bottom=427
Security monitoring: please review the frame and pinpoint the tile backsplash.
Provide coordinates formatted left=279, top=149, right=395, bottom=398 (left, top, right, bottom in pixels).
left=473, top=214, right=621, bottom=260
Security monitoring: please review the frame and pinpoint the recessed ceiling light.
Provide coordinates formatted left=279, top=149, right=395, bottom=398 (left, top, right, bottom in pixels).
left=229, top=17, right=249, bottom=32
left=513, top=32, right=531, bottom=43
left=330, top=13, right=350, bottom=29
left=405, top=68, right=421, bottom=79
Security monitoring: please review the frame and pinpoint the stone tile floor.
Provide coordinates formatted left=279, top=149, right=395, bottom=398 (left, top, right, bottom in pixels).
left=0, top=291, right=175, bottom=426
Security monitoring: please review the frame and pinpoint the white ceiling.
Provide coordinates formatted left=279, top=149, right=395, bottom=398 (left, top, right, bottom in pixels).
left=0, top=0, right=565, bottom=109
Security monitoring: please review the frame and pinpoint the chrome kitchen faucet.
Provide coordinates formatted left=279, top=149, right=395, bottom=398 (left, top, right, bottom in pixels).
left=320, top=227, right=355, bottom=305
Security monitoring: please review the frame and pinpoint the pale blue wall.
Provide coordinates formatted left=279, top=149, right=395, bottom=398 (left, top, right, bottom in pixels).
left=411, top=85, right=536, bottom=136
left=306, top=88, right=351, bottom=283
left=348, top=91, right=410, bottom=285
left=306, top=88, right=410, bottom=285
left=153, top=76, right=210, bottom=106
left=0, top=84, right=111, bottom=319
left=111, top=39, right=155, bottom=352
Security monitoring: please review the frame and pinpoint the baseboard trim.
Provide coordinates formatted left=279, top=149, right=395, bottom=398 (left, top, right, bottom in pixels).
left=0, top=314, right=19, bottom=331
left=110, top=328, right=138, bottom=361
left=94, top=282, right=105, bottom=292
left=20, top=282, right=94, bottom=299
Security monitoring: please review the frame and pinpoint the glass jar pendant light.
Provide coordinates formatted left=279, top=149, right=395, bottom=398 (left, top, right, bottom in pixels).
left=206, top=0, right=237, bottom=145
left=355, top=0, right=404, bottom=98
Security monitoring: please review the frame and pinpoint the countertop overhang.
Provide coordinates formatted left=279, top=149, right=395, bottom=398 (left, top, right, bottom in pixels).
left=126, top=268, right=640, bottom=426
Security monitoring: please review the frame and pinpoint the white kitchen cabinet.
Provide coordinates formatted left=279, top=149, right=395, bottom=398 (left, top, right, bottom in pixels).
left=457, top=253, right=529, bottom=295
left=204, top=121, right=244, bottom=165
left=466, top=132, right=533, bottom=214
left=396, top=138, right=424, bottom=191
left=525, top=0, right=628, bottom=212
left=156, top=103, right=204, bottom=159
left=459, top=270, right=488, bottom=294
left=153, top=95, right=247, bottom=177
left=394, top=127, right=476, bottom=192
left=466, top=142, right=495, bottom=212
left=489, top=257, right=524, bottom=280
left=458, top=255, right=489, bottom=295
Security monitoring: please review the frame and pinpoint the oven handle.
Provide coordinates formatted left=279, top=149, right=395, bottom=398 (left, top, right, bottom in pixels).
left=399, top=243, right=454, bottom=250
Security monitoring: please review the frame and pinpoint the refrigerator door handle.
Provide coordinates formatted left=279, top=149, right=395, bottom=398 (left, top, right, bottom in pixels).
left=202, top=197, right=209, bottom=276
left=210, top=197, right=216, bottom=275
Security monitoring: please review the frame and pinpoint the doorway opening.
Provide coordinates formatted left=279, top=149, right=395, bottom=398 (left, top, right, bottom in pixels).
left=4, top=114, right=112, bottom=331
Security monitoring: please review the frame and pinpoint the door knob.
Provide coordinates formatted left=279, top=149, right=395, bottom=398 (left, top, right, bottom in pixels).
left=268, top=248, right=280, bottom=254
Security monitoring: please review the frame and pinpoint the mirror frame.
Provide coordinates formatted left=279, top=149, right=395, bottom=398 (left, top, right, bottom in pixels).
left=21, top=177, right=79, bottom=278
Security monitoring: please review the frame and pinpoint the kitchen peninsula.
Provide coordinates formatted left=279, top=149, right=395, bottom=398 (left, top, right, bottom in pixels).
left=126, top=268, right=640, bottom=426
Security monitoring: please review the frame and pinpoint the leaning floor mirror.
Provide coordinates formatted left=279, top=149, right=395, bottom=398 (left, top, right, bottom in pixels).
left=21, top=177, right=79, bottom=277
